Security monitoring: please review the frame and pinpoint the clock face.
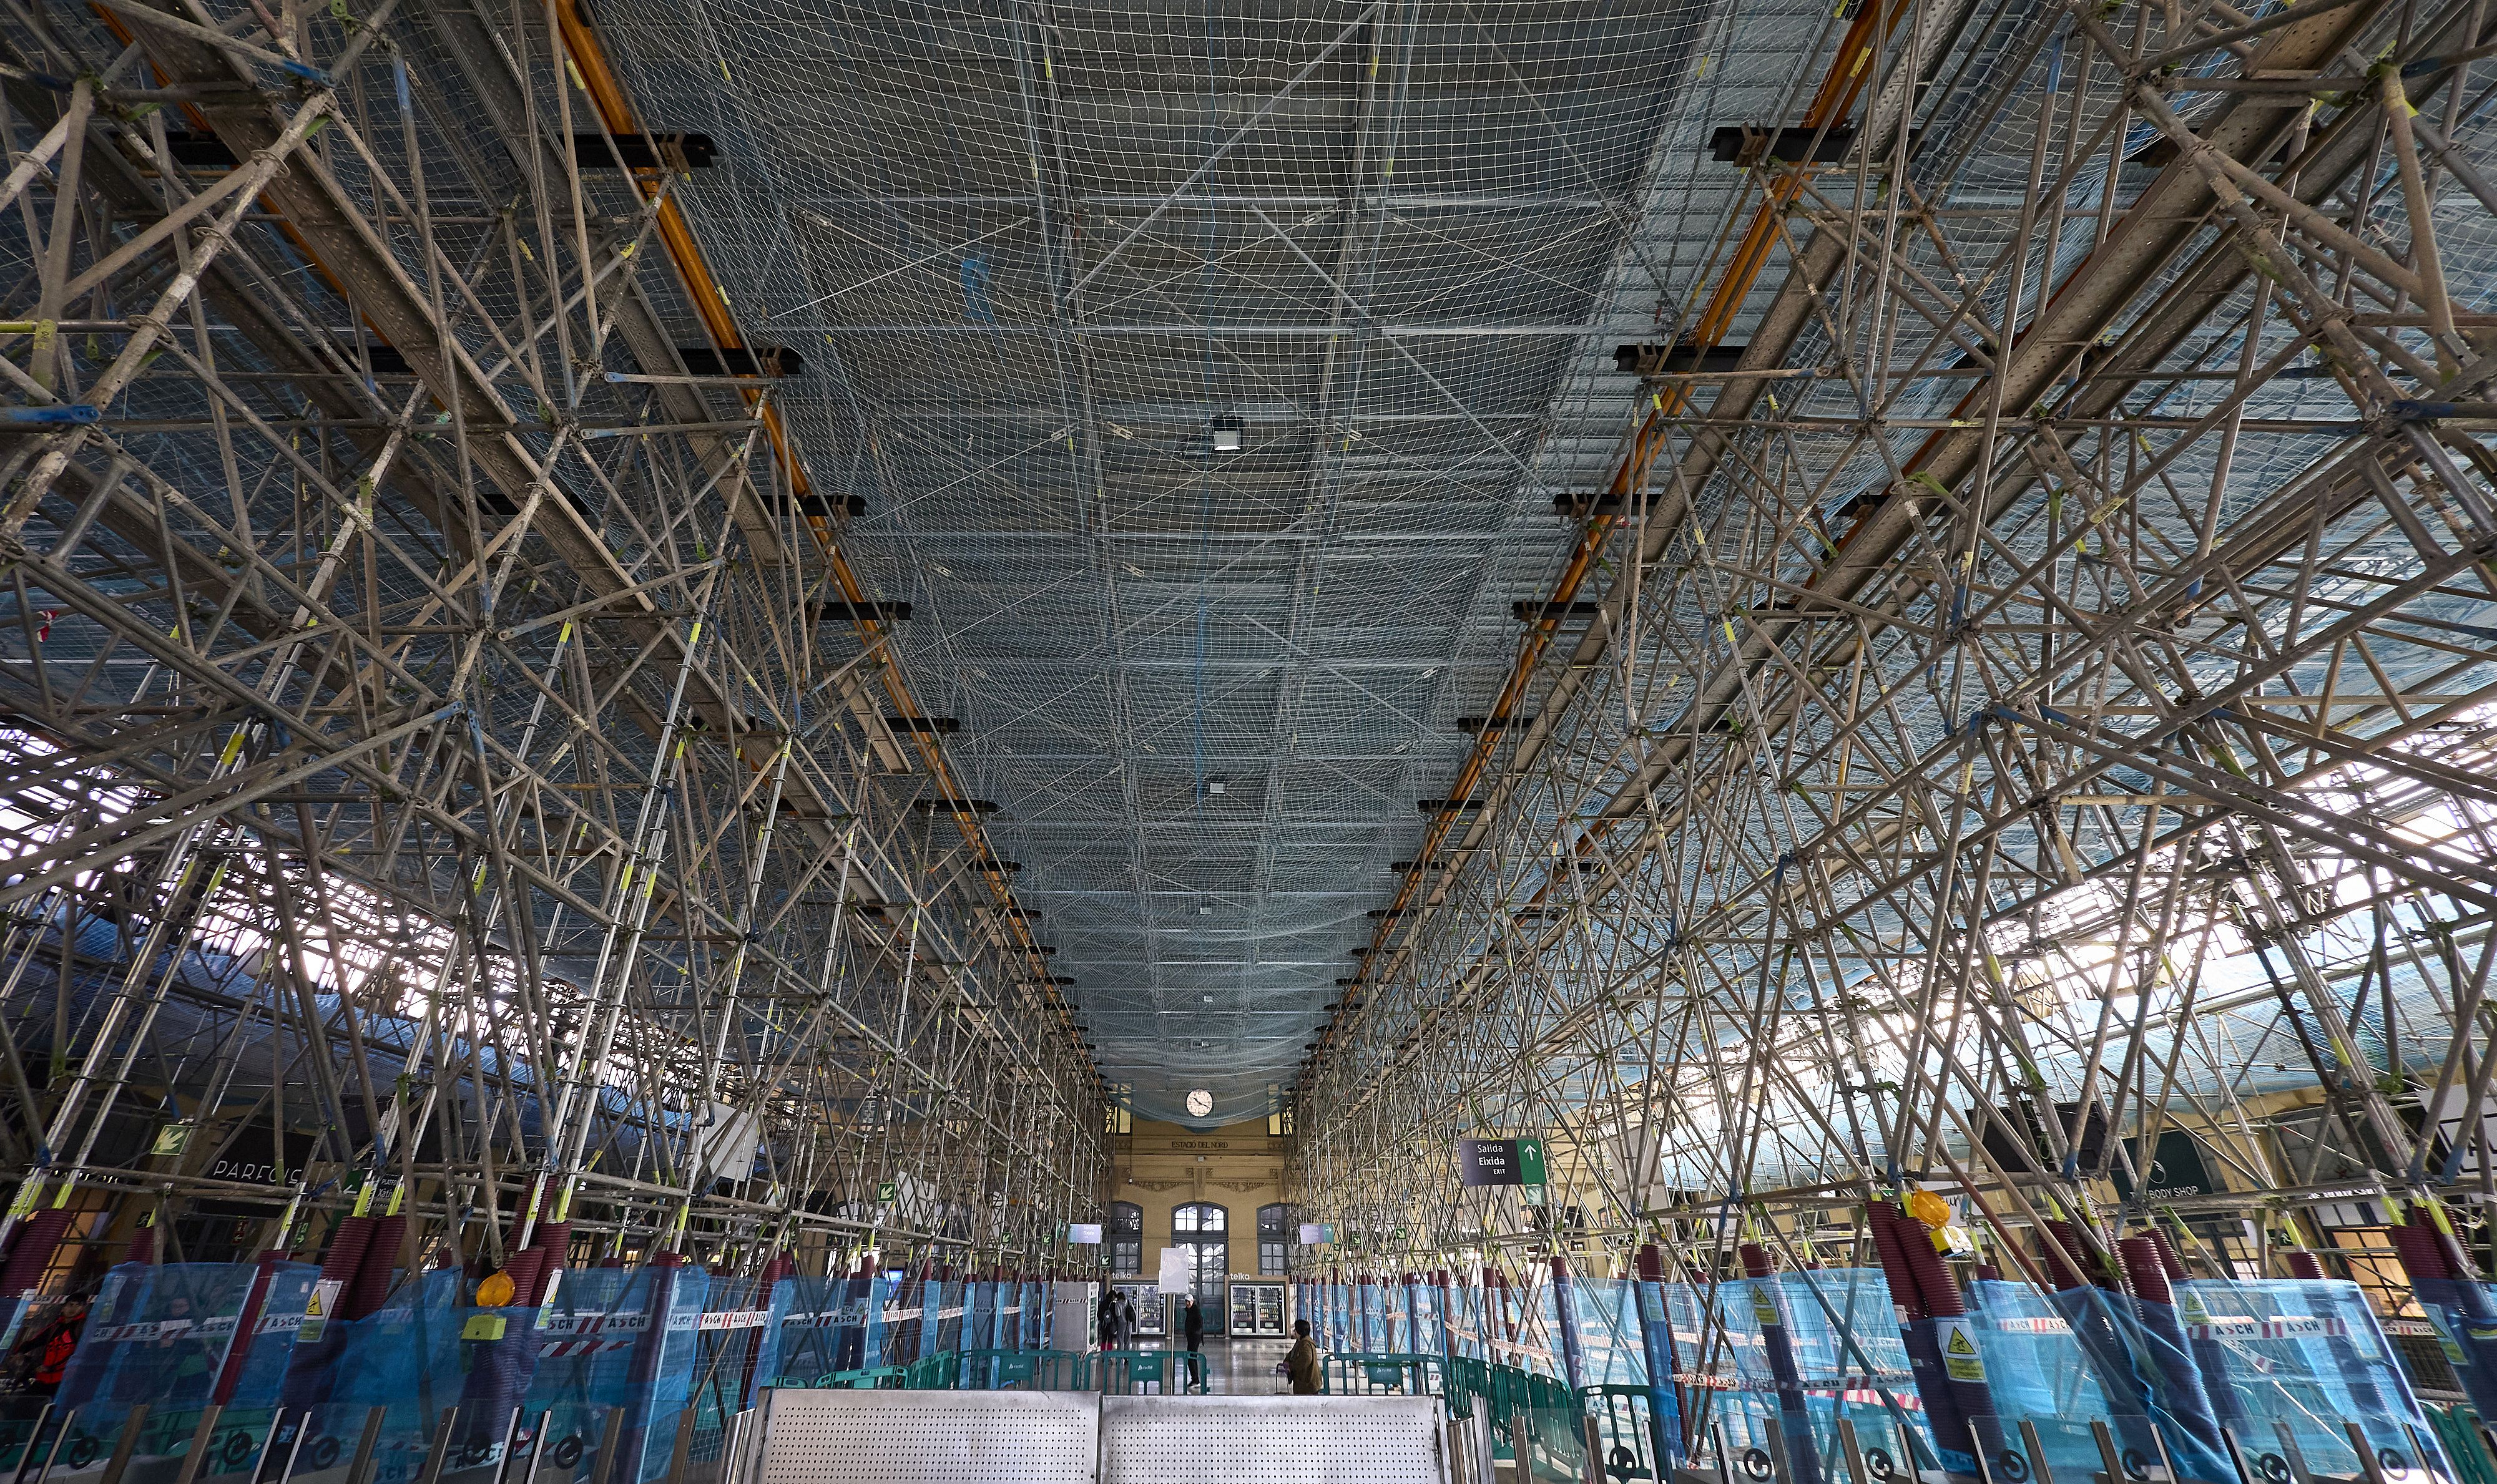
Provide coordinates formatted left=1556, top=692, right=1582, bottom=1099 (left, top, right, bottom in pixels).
left=1185, top=1088, right=1214, bottom=1118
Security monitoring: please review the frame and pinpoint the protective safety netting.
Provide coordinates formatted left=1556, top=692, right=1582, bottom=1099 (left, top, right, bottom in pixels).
left=1293, top=1270, right=2464, bottom=1484
left=571, top=0, right=1750, bottom=1118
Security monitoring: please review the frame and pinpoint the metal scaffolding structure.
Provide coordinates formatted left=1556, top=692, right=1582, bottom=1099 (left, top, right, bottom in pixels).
left=1290, top=0, right=2497, bottom=1304
left=0, top=0, right=1105, bottom=1282
left=2, top=0, right=2496, bottom=1428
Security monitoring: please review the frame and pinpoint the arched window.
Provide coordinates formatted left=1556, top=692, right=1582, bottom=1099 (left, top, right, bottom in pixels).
left=1257, top=1203, right=1295, bottom=1275
left=1170, top=1203, right=1228, bottom=1316
left=1107, top=1201, right=1144, bottom=1274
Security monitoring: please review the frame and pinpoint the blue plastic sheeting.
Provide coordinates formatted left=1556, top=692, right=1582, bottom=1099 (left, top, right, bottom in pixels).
left=1567, top=1279, right=1649, bottom=1387
left=2174, top=1279, right=2453, bottom=1483
left=755, top=1275, right=891, bottom=1386
left=1412, top=1281, right=1446, bottom=1357
left=1632, top=1279, right=1690, bottom=1465
left=1689, top=1271, right=1933, bottom=1484
left=1968, top=1279, right=2387, bottom=1484
left=34, top=1263, right=1092, bottom=1484
left=1451, top=1283, right=1489, bottom=1362
left=929, top=1279, right=964, bottom=1354
left=1973, top=1279, right=2207, bottom=1482
left=2409, top=1278, right=2497, bottom=1419
left=58, top=1262, right=316, bottom=1449
left=1516, top=1274, right=1566, bottom=1381
left=1287, top=1270, right=2445, bottom=1484
left=307, top=1264, right=709, bottom=1484
left=48, top=1262, right=321, bottom=1478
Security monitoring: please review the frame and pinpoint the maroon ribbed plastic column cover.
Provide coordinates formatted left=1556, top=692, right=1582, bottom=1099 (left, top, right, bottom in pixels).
left=2117, top=1237, right=2172, bottom=1304
left=526, top=1221, right=574, bottom=1305
left=2038, top=1219, right=2091, bottom=1291
left=0, top=1208, right=73, bottom=1296
left=321, top=1216, right=376, bottom=1283
left=501, top=1247, right=547, bottom=1307
left=1865, top=1203, right=1926, bottom=1317
left=2283, top=1250, right=2326, bottom=1279
left=1903, top=1224, right=1966, bottom=1316
left=2146, top=1230, right=2187, bottom=1281
left=343, top=1214, right=406, bottom=1318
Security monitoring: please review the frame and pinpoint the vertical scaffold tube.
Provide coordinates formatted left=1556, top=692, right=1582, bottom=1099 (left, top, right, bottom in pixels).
left=1636, top=1243, right=1689, bottom=1467
left=1739, top=1243, right=1825, bottom=1484
left=1866, top=1201, right=1980, bottom=1474
left=2116, top=1236, right=2228, bottom=1451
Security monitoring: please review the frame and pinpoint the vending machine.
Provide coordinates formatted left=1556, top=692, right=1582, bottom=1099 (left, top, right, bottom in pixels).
left=1227, top=1279, right=1288, bottom=1337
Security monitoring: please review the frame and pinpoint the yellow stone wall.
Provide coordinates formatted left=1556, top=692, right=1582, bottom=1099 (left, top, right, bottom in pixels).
left=1106, top=1116, right=1288, bottom=1287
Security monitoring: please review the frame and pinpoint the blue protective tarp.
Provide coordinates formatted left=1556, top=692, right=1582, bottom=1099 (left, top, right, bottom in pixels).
left=53, top=1259, right=323, bottom=1476
left=1689, top=1271, right=1934, bottom=1484
left=2175, top=1278, right=2454, bottom=1483
left=1567, top=1278, right=1646, bottom=1387
left=1966, top=1278, right=2369, bottom=1484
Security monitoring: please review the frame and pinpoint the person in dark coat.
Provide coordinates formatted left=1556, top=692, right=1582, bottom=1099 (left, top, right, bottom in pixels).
left=1285, top=1319, right=1322, bottom=1395
left=1122, top=1292, right=1137, bottom=1339
left=1097, top=1286, right=1121, bottom=1349
left=1182, top=1294, right=1204, bottom=1352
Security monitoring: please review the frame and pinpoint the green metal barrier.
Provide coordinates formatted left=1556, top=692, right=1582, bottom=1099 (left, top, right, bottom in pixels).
left=2431, top=1405, right=2497, bottom=1484
left=1322, top=1353, right=1446, bottom=1396
left=1310, top=1350, right=1587, bottom=1483
left=819, top=1365, right=908, bottom=1389
left=794, top=1347, right=1185, bottom=1394
left=899, top=1354, right=956, bottom=1390
left=1096, top=1349, right=1207, bottom=1394
left=1584, top=1385, right=1661, bottom=1484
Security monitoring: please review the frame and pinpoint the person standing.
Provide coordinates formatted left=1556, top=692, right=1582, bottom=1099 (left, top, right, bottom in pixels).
left=1097, top=1285, right=1121, bottom=1350
left=1179, top=1294, right=1206, bottom=1393
left=1121, top=1291, right=1136, bottom=1341
left=21, top=1298, right=86, bottom=1397
left=1285, top=1319, right=1322, bottom=1395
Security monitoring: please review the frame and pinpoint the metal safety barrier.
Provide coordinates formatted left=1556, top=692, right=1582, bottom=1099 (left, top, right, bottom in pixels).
left=1093, top=1349, right=1209, bottom=1394
left=1325, top=1353, right=1448, bottom=1397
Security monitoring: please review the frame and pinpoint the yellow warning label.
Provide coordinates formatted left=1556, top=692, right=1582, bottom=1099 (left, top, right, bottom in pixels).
left=1941, top=1320, right=1986, bottom=1381
left=300, top=1278, right=343, bottom=1344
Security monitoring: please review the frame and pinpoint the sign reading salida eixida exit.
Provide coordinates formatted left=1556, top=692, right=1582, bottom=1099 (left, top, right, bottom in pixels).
left=1458, top=1137, right=1548, bottom=1188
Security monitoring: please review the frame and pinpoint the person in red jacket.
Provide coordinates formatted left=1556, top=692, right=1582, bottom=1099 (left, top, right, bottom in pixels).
left=26, top=1297, right=87, bottom=1395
